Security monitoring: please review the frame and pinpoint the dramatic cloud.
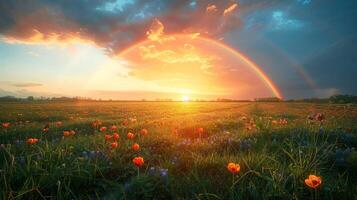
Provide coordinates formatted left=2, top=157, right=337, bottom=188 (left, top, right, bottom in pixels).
left=0, top=0, right=243, bottom=55
left=1, top=0, right=357, bottom=98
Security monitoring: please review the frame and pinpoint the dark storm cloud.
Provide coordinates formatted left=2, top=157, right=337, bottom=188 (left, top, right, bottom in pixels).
left=0, top=0, right=244, bottom=55
left=224, top=0, right=357, bottom=98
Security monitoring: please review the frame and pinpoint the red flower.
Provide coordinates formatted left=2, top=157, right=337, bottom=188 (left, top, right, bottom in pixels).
left=110, top=125, right=117, bottom=131
left=2, top=122, right=10, bottom=128
left=63, top=131, right=70, bottom=137
left=132, top=143, right=140, bottom=151
left=100, top=126, right=107, bottom=133
left=111, top=142, right=119, bottom=149
left=27, top=138, right=39, bottom=145
left=127, top=132, right=135, bottom=139
left=227, top=162, right=240, bottom=174
left=92, top=120, right=102, bottom=128
left=140, top=128, right=148, bottom=136
left=55, top=121, right=63, bottom=127
left=132, top=156, right=144, bottom=167
left=122, top=120, right=129, bottom=126
left=197, top=127, right=204, bottom=134
left=305, top=174, right=322, bottom=189
left=113, top=133, right=120, bottom=141
left=105, top=134, right=112, bottom=141
left=63, top=130, right=75, bottom=137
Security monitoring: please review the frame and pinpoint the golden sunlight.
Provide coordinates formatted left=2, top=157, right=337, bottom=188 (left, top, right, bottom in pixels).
left=116, top=19, right=282, bottom=100
left=182, top=96, right=190, bottom=102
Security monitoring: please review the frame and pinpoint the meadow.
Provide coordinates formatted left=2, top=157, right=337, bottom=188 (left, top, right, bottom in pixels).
left=0, top=101, right=356, bottom=199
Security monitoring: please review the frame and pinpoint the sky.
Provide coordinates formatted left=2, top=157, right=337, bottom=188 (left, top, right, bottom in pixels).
left=0, top=0, right=356, bottom=100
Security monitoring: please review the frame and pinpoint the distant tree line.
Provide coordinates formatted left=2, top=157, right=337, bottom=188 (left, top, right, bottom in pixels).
left=0, top=94, right=356, bottom=103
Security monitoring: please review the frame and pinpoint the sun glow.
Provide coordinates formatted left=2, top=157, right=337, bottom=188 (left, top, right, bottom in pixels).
left=182, top=96, right=190, bottom=102
left=119, top=34, right=282, bottom=100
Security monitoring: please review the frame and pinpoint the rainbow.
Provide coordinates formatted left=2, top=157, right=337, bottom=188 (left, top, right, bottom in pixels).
left=119, top=34, right=283, bottom=99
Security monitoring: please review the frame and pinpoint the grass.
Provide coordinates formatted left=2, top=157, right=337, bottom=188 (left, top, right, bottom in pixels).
left=0, top=101, right=356, bottom=199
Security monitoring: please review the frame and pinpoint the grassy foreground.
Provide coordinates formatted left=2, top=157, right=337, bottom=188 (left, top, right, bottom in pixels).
left=0, top=101, right=356, bottom=199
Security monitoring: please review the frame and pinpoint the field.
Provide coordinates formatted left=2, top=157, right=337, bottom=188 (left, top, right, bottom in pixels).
left=0, top=101, right=356, bottom=199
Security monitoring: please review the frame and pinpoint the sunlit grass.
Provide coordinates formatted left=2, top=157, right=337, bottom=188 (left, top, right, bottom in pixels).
left=0, top=102, right=356, bottom=199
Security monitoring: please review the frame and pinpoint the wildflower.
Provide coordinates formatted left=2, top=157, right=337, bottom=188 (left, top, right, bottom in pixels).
left=305, top=174, right=322, bottom=189
left=63, top=130, right=75, bottom=137
left=113, top=133, right=120, bottom=141
left=315, top=113, right=325, bottom=122
left=127, top=132, right=135, bottom=139
left=227, top=162, right=240, bottom=174
left=2, top=122, right=10, bottom=128
left=63, top=131, right=71, bottom=137
left=92, top=120, right=102, bottom=128
left=43, top=123, right=50, bottom=132
left=110, top=125, right=117, bottom=131
left=105, top=134, right=112, bottom=141
left=111, top=142, right=119, bottom=149
left=140, top=128, right=148, bottom=136
left=132, top=143, right=140, bottom=151
left=132, top=156, right=144, bottom=167
left=100, top=126, right=107, bottom=133
left=27, top=138, right=39, bottom=145
left=197, top=127, right=204, bottom=134
left=55, top=121, right=63, bottom=127
left=122, top=120, right=129, bottom=126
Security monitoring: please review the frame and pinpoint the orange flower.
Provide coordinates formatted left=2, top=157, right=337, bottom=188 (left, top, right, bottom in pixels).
left=132, top=143, right=140, bottom=151
left=132, top=156, right=144, bottom=167
left=2, top=122, right=10, bottom=128
left=63, top=130, right=75, bottom=137
left=105, top=134, right=112, bottom=141
left=140, top=128, right=148, bottom=136
left=127, top=132, right=135, bottom=139
left=113, top=133, right=120, bottom=141
left=110, top=125, right=117, bottom=131
left=100, top=126, right=107, bottom=133
left=227, top=162, right=240, bottom=174
left=305, top=174, right=322, bottom=189
left=197, top=127, right=204, bottom=134
left=63, top=131, right=71, bottom=137
left=27, top=138, right=39, bottom=145
left=43, top=127, right=49, bottom=132
left=55, top=121, right=63, bottom=127
left=111, top=142, right=119, bottom=149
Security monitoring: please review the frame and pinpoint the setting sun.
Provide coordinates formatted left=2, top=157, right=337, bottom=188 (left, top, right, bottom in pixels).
left=182, top=96, right=190, bottom=102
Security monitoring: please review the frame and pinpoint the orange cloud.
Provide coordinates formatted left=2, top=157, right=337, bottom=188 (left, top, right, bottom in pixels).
left=2, top=29, right=92, bottom=46
left=206, top=5, right=218, bottom=13
left=146, top=18, right=175, bottom=43
left=223, top=3, right=238, bottom=16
